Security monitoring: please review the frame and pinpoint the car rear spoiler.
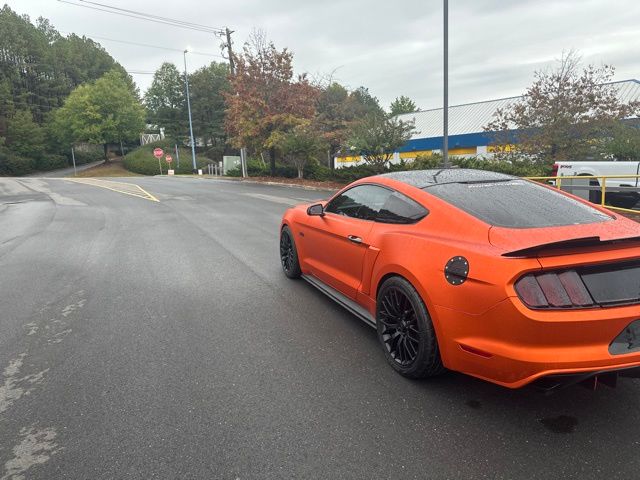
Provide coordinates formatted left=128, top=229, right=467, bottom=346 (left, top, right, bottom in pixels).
left=502, top=235, right=640, bottom=257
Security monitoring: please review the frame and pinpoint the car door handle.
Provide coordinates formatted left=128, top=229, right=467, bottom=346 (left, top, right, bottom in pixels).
left=347, top=235, right=363, bottom=244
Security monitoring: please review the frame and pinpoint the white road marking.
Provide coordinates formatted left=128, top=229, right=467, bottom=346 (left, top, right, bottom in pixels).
left=14, top=179, right=86, bottom=206
left=61, top=299, right=86, bottom=318
left=1, top=426, right=60, bottom=480
left=242, top=193, right=300, bottom=206
left=0, top=179, right=32, bottom=197
left=0, top=354, right=48, bottom=415
left=47, top=329, right=72, bottom=345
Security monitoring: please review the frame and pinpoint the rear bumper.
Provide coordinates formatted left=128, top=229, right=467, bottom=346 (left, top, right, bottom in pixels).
left=433, top=298, right=640, bottom=389
left=531, top=365, right=640, bottom=392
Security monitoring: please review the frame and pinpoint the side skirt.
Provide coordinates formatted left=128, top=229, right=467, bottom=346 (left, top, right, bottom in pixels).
left=301, top=274, right=376, bottom=329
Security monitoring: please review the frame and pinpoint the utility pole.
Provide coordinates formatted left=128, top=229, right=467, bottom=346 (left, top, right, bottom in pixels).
left=225, top=27, right=236, bottom=75
left=183, top=50, right=198, bottom=174
left=443, top=0, right=450, bottom=168
left=221, top=27, right=248, bottom=178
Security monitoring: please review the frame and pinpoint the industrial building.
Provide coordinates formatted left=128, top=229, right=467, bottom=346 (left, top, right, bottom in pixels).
left=335, top=79, right=640, bottom=168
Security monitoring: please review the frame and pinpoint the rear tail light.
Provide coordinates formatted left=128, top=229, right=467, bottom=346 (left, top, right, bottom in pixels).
left=515, top=270, right=594, bottom=309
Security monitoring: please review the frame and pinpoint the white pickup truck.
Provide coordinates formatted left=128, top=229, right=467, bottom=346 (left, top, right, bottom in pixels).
left=552, top=161, right=640, bottom=208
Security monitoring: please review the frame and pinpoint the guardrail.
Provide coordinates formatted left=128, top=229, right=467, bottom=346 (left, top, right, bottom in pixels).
left=525, top=175, right=640, bottom=214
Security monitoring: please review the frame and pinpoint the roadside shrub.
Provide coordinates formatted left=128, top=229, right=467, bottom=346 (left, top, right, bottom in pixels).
left=0, top=151, right=36, bottom=176
left=453, top=156, right=550, bottom=177
left=224, top=151, right=551, bottom=184
left=123, top=141, right=208, bottom=175
left=35, top=154, right=68, bottom=171
left=247, top=158, right=269, bottom=176
left=72, top=144, right=104, bottom=165
left=410, top=153, right=443, bottom=170
left=329, top=164, right=380, bottom=183
left=304, top=162, right=332, bottom=181
left=226, top=166, right=241, bottom=177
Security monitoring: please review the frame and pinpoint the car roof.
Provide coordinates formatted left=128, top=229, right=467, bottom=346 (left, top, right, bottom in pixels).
left=377, top=169, right=516, bottom=188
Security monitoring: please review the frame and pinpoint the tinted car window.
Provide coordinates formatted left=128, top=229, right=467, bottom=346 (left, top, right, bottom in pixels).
left=424, top=179, right=611, bottom=228
left=377, top=191, right=428, bottom=224
left=325, top=184, right=391, bottom=220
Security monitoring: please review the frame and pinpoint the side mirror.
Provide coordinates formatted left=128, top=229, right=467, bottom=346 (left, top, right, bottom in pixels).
left=307, top=203, right=324, bottom=216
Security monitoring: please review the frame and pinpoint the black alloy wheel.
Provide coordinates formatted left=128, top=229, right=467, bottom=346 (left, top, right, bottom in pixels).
left=280, top=226, right=301, bottom=278
left=376, top=277, right=444, bottom=378
left=379, top=287, right=420, bottom=366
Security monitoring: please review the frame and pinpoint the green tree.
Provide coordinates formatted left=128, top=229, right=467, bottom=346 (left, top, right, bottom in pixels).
left=52, top=69, right=145, bottom=159
left=349, top=86, right=384, bottom=118
left=315, top=82, right=356, bottom=168
left=390, top=95, right=418, bottom=116
left=346, top=114, right=415, bottom=172
left=189, top=62, right=230, bottom=160
left=0, top=6, right=124, bottom=129
left=486, top=51, right=640, bottom=164
left=6, top=109, right=45, bottom=159
left=604, top=124, right=640, bottom=161
left=278, top=122, right=326, bottom=179
left=144, top=62, right=186, bottom=143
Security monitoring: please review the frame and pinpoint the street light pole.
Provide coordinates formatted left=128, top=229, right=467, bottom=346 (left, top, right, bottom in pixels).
left=183, top=49, right=197, bottom=174
left=443, top=0, right=449, bottom=168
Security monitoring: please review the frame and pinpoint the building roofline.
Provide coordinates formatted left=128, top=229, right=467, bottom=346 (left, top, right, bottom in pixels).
left=396, top=78, right=639, bottom=118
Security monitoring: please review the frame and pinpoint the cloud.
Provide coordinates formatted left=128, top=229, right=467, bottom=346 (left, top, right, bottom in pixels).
left=16, top=0, right=640, bottom=109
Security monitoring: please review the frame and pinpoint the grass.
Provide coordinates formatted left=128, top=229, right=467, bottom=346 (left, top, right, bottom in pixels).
left=123, top=141, right=209, bottom=175
left=74, top=158, right=141, bottom=177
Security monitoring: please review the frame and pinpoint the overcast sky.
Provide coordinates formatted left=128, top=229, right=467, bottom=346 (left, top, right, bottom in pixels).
left=13, top=0, right=640, bottom=110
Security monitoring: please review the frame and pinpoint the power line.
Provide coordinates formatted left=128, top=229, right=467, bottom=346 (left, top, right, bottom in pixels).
left=57, top=0, right=225, bottom=34
left=57, top=0, right=236, bottom=80
left=78, top=0, right=225, bottom=33
left=59, top=31, right=225, bottom=58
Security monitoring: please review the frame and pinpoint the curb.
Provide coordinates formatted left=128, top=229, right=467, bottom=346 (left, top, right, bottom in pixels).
left=171, top=175, right=339, bottom=192
left=232, top=179, right=339, bottom=192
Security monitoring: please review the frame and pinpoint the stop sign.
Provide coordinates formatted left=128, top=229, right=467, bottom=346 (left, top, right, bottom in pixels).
left=165, top=155, right=173, bottom=163
left=153, top=148, right=164, bottom=159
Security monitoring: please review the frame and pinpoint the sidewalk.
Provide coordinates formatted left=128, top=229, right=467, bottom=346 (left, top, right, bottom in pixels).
left=27, top=159, right=105, bottom=178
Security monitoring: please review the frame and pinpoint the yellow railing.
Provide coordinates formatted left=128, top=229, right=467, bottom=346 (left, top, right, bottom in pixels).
left=525, top=174, right=640, bottom=215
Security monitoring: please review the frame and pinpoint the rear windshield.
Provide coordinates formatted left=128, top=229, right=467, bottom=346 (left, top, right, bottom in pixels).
left=423, top=179, right=612, bottom=228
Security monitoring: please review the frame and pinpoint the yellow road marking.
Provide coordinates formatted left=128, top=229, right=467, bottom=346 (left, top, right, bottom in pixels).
left=66, top=178, right=159, bottom=202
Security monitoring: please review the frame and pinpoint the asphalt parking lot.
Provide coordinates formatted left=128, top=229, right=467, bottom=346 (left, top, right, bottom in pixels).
left=1, top=176, right=640, bottom=479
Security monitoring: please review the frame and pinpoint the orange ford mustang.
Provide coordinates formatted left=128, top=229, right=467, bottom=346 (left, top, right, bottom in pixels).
left=279, top=169, right=640, bottom=390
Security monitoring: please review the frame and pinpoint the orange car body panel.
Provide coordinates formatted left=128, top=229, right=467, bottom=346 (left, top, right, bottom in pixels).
left=281, top=175, right=640, bottom=388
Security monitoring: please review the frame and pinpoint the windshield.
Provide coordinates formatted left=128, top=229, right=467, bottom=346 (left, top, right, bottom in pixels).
left=424, top=180, right=612, bottom=228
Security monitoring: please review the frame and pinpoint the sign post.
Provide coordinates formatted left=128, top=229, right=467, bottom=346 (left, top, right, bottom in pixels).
left=166, top=154, right=174, bottom=175
left=71, top=147, right=77, bottom=176
left=153, top=147, right=164, bottom=175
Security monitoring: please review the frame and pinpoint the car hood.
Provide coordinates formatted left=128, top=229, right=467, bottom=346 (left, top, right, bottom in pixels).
left=488, top=218, right=640, bottom=257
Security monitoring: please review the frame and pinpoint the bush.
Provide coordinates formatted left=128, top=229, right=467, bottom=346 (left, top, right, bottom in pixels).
left=329, top=164, right=380, bottom=183
left=0, top=151, right=36, bottom=176
left=452, top=156, right=550, bottom=177
left=72, top=144, right=104, bottom=165
left=304, top=162, right=332, bottom=181
left=410, top=153, right=442, bottom=170
left=228, top=159, right=301, bottom=178
left=123, top=141, right=209, bottom=175
left=224, top=152, right=550, bottom=184
left=35, top=154, right=68, bottom=171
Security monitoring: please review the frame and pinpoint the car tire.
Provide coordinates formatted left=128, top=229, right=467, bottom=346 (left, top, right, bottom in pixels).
left=586, top=177, right=602, bottom=204
left=376, top=276, right=445, bottom=378
left=280, top=226, right=301, bottom=279
left=608, top=193, right=639, bottom=210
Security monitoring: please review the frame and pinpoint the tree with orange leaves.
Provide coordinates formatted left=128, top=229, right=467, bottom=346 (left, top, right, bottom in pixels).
left=225, top=31, right=320, bottom=176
